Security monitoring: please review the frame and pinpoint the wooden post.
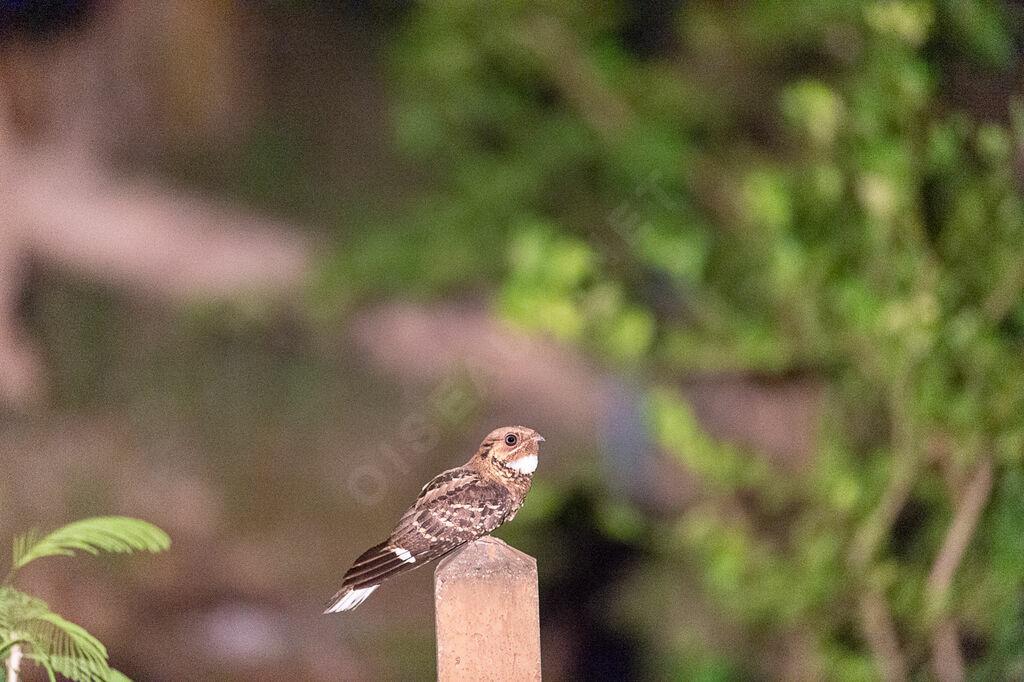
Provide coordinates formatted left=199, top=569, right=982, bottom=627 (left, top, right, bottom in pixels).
left=434, top=536, right=542, bottom=681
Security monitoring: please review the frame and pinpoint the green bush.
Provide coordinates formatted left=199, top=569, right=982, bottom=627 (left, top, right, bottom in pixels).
left=332, top=1, right=1024, bottom=677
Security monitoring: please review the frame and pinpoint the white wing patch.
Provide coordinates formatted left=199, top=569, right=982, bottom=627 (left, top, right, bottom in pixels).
left=324, top=585, right=378, bottom=613
left=393, top=547, right=416, bottom=564
left=506, top=454, right=538, bottom=475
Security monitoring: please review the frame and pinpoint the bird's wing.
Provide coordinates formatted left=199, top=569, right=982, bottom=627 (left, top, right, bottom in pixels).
left=324, top=468, right=510, bottom=612
left=391, top=468, right=511, bottom=557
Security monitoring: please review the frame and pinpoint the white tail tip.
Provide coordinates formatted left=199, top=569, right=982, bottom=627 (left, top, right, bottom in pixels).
left=324, top=584, right=379, bottom=613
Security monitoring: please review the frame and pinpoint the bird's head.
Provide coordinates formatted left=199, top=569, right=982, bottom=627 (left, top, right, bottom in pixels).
left=474, top=425, right=544, bottom=476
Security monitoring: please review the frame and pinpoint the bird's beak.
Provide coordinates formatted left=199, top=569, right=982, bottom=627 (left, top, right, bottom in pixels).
left=532, top=434, right=545, bottom=442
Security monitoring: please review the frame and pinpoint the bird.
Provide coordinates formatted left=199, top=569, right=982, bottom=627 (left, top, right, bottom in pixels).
left=324, top=425, right=544, bottom=613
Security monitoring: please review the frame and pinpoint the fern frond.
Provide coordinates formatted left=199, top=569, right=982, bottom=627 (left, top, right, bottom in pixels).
left=0, top=594, right=129, bottom=682
left=25, top=611, right=108, bottom=667
left=0, top=518, right=164, bottom=682
left=11, top=517, right=171, bottom=573
left=9, top=610, right=122, bottom=682
left=24, top=652, right=129, bottom=682
left=0, top=587, right=51, bottom=631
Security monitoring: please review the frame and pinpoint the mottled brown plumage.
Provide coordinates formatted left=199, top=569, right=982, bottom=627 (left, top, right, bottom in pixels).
left=324, top=425, right=544, bottom=612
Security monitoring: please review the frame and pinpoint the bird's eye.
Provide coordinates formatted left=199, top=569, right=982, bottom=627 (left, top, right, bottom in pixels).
left=504, top=434, right=518, bottom=446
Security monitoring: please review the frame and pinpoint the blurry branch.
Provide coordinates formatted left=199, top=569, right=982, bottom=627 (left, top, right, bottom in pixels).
left=847, top=450, right=919, bottom=568
left=857, top=588, right=909, bottom=682
left=931, top=622, right=964, bottom=682
left=926, top=457, right=994, bottom=602
left=516, top=15, right=633, bottom=139
left=848, top=381, right=921, bottom=567
left=926, top=457, right=994, bottom=682
left=847, top=385, right=921, bottom=682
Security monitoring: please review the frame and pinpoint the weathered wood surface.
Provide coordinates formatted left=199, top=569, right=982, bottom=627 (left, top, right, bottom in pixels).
left=434, top=536, right=541, bottom=682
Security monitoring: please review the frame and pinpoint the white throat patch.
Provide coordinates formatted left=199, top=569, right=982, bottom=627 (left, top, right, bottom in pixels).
left=506, top=454, right=538, bottom=475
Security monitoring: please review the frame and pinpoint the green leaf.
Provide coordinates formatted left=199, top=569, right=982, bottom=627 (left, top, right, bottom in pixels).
left=27, top=611, right=108, bottom=667
left=107, top=667, right=133, bottom=682
left=11, top=517, right=170, bottom=573
left=0, top=587, right=50, bottom=630
left=0, top=587, right=131, bottom=681
left=25, top=653, right=124, bottom=682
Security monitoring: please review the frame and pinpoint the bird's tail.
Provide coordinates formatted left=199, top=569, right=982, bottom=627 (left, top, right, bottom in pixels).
left=323, top=541, right=420, bottom=613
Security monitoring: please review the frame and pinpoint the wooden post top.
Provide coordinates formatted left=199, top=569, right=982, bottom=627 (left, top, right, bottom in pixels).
left=434, top=537, right=542, bottom=681
left=436, top=535, right=536, bottom=578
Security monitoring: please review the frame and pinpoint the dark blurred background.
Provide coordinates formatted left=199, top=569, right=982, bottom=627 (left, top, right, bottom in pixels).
left=1, top=1, right=1024, bottom=680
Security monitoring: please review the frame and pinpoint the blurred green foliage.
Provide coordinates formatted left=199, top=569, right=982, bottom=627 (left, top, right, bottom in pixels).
left=1, top=517, right=169, bottom=682
left=325, top=0, right=1024, bottom=678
